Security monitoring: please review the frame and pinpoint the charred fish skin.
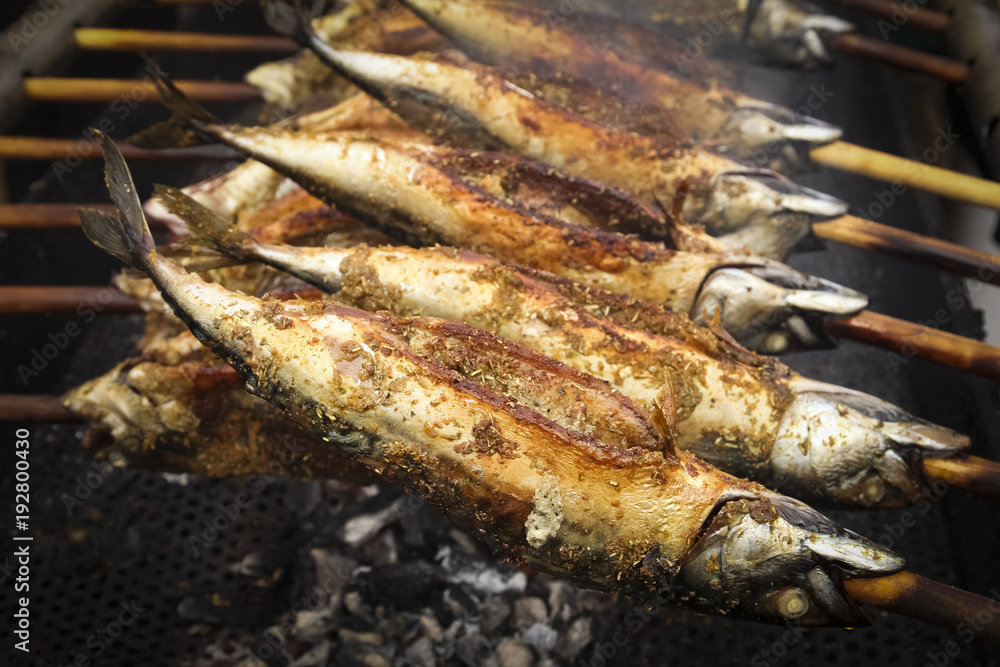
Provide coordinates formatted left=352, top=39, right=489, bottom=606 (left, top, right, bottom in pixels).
left=400, top=0, right=843, bottom=171
left=137, top=79, right=864, bottom=356
left=165, top=186, right=967, bottom=511
left=533, top=0, right=854, bottom=67
left=260, top=0, right=849, bottom=260
left=83, top=129, right=905, bottom=625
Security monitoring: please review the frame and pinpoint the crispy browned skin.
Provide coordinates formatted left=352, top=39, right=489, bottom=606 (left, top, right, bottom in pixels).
left=332, top=245, right=796, bottom=479
left=126, top=249, right=760, bottom=597
left=145, top=114, right=734, bottom=315
left=402, top=0, right=741, bottom=145
left=532, top=0, right=749, bottom=44
left=257, top=37, right=742, bottom=216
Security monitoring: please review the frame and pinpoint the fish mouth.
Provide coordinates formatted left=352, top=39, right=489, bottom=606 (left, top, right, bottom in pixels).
left=690, top=264, right=868, bottom=354
left=688, top=170, right=849, bottom=260
left=715, top=103, right=843, bottom=172
left=771, top=378, right=971, bottom=507
left=745, top=0, right=855, bottom=67
left=674, top=494, right=905, bottom=626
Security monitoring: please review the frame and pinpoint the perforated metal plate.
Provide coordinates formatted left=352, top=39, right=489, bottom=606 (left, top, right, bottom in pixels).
left=2, top=3, right=999, bottom=666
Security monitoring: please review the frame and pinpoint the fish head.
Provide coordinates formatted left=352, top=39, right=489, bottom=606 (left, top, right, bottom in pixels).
left=715, top=103, right=843, bottom=172
left=690, top=265, right=868, bottom=354
left=689, top=170, right=848, bottom=260
left=675, top=494, right=905, bottom=626
left=745, top=0, right=855, bottom=67
left=771, top=379, right=970, bottom=507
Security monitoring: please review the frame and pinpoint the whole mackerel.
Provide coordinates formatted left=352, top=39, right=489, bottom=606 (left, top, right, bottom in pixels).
left=81, top=129, right=905, bottom=627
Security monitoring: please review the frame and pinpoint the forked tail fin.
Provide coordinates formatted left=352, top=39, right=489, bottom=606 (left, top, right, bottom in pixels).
left=79, top=130, right=156, bottom=269
left=129, top=55, right=223, bottom=149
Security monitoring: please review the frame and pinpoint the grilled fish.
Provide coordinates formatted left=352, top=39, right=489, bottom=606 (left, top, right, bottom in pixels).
left=161, top=191, right=968, bottom=508
left=81, top=128, right=905, bottom=627
left=247, top=0, right=448, bottom=113
left=133, top=80, right=866, bottom=353
left=399, top=0, right=844, bottom=173
left=531, top=0, right=855, bottom=67
left=143, top=92, right=424, bottom=233
left=257, top=0, right=848, bottom=259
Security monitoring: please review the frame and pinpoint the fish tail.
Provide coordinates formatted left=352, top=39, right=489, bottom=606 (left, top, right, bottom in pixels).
left=129, top=55, right=221, bottom=149
left=80, top=130, right=156, bottom=269
left=152, top=183, right=245, bottom=252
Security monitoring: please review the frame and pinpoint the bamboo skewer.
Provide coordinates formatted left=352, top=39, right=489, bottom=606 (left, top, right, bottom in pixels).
left=21, top=77, right=1000, bottom=211
left=6, top=201, right=997, bottom=296
left=0, top=287, right=140, bottom=314
left=811, top=142, right=1000, bottom=211
left=74, top=28, right=971, bottom=83
left=2, top=389, right=998, bottom=640
left=924, top=456, right=1000, bottom=501
left=24, top=78, right=263, bottom=103
left=844, top=572, right=1000, bottom=644
left=825, top=33, right=969, bottom=83
left=0, top=395, right=77, bottom=423
left=0, top=137, right=236, bottom=161
left=815, top=216, right=1000, bottom=287
left=0, top=204, right=117, bottom=229
left=4, top=285, right=999, bottom=381
left=827, top=310, right=1000, bottom=381
left=823, top=0, right=950, bottom=33
left=2, top=392, right=999, bottom=504
left=74, top=28, right=297, bottom=53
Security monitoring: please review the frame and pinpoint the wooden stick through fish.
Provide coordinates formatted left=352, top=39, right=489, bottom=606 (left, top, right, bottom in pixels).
left=74, top=28, right=297, bottom=53
left=822, top=0, right=949, bottom=33
left=811, top=143, right=1000, bottom=212
left=0, top=204, right=117, bottom=229
left=3, top=281, right=997, bottom=383
left=24, top=78, right=263, bottom=104
left=825, top=33, right=969, bottom=83
left=844, top=572, right=1000, bottom=644
left=5, top=389, right=999, bottom=504
left=0, top=287, right=140, bottom=314
left=815, top=216, right=1000, bottom=287
left=827, top=311, right=1000, bottom=381
left=0, top=137, right=235, bottom=161
left=923, top=456, right=1000, bottom=501
left=0, top=395, right=78, bottom=423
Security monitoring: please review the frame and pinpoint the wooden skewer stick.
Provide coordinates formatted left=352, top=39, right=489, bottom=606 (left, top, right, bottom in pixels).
left=827, top=310, right=1000, bottom=381
left=814, top=216, right=1000, bottom=286
left=6, top=391, right=999, bottom=502
left=825, top=33, right=969, bottom=83
left=924, top=455, right=1000, bottom=501
left=0, top=137, right=236, bottom=161
left=0, top=204, right=116, bottom=229
left=74, top=28, right=297, bottom=53
left=24, top=78, right=262, bottom=103
left=4, top=286, right=999, bottom=381
left=0, top=287, right=140, bottom=314
left=844, top=572, right=1000, bottom=644
left=823, top=0, right=950, bottom=33
left=812, top=142, right=1000, bottom=211
left=0, top=395, right=78, bottom=423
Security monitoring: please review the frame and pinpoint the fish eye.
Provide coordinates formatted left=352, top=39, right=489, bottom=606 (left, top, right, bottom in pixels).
left=777, top=587, right=810, bottom=620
